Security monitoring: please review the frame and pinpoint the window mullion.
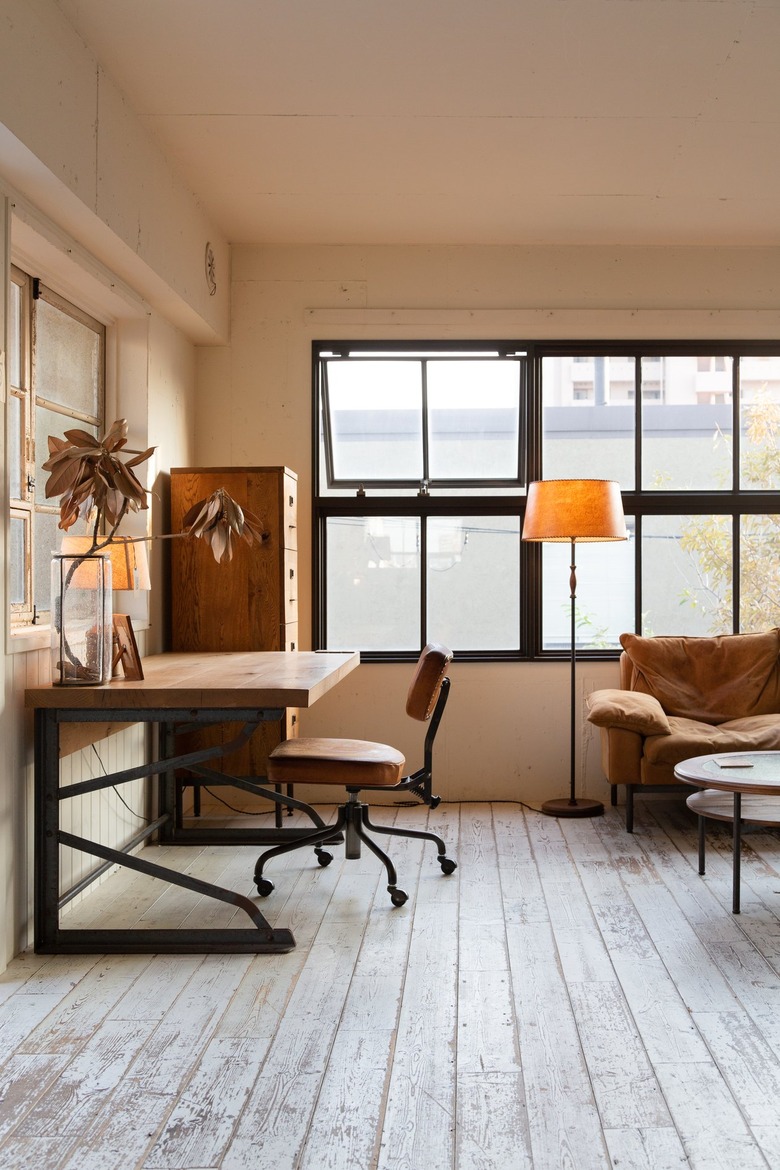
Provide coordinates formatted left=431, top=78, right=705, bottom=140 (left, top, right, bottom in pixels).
left=421, top=359, right=430, bottom=487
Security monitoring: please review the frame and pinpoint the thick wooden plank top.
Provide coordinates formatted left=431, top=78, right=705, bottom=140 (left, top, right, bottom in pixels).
left=25, top=651, right=360, bottom=711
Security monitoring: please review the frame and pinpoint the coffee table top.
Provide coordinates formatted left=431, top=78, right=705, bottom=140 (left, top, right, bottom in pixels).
left=674, top=751, right=780, bottom=795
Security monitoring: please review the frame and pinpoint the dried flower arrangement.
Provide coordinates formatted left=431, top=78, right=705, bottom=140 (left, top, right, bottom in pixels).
left=44, top=418, right=268, bottom=683
left=43, top=418, right=266, bottom=562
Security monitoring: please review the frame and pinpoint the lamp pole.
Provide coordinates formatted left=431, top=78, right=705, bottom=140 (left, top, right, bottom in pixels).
left=522, top=479, right=626, bottom=816
left=540, top=537, right=604, bottom=818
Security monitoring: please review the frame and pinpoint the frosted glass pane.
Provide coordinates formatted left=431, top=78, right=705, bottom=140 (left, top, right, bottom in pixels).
left=326, top=516, right=420, bottom=650
left=35, top=296, right=101, bottom=416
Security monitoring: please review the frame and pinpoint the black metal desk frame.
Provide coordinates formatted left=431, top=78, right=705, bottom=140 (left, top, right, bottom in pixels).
left=34, top=703, right=332, bottom=954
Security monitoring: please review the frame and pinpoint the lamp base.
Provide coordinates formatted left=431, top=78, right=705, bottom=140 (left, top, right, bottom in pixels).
left=541, top=796, right=604, bottom=818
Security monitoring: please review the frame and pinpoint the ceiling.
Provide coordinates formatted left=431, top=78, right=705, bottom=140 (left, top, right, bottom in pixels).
left=54, top=0, right=780, bottom=247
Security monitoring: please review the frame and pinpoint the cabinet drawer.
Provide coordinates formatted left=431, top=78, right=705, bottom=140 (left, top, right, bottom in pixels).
left=285, top=709, right=299, bottom=740
left=283, top=550, right=298, bottom=622
left=283, top=474, right=297, bottom=551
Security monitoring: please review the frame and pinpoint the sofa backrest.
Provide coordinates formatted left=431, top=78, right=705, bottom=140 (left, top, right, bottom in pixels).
left=618, top=629, right=780, bottom=725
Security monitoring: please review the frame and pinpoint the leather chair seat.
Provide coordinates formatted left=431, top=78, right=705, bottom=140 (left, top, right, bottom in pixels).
left=268, top=737, right=405, bottom=787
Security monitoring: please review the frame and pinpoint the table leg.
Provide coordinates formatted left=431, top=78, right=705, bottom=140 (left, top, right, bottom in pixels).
left=34, top=710, right=61, bottom=953
left=732, top=791, right=742, bottom=914
left=698, top=814, right=706, bottom=875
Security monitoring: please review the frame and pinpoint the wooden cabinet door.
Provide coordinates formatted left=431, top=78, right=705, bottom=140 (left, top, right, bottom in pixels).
left=170, top=467, right=298, bottom=810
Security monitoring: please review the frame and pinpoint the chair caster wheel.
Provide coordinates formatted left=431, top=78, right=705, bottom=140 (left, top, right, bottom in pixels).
left=316, top=850, right=333, bottom=867
left=390, top=888, right=408, bottom=907
left=440, top=857, right=457, bottom=875
left=256, top=878, right=274, bottom=897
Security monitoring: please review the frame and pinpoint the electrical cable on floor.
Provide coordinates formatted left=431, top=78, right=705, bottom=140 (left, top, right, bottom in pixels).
left=89, top=743, right=152, bottom=823
left=393, top=796, right=546, bottom=813
left=190, top=786, right=278, bottom=816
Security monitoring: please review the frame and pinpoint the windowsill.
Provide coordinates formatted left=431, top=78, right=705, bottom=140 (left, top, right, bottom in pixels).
left=8, top=625, right=50, bottom=654
left=8, top=617, right=150, bottom=656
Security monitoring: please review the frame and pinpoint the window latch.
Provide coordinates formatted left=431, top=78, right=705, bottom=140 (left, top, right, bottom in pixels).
left=26, top=474, right=35, bottom=491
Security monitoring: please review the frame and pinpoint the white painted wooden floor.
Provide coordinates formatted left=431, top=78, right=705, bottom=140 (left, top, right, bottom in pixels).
left=3, top=799, right=780, bottom=1169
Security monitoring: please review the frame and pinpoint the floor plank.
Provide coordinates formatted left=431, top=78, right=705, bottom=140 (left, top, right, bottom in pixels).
left=3, top=802, right=780, bottom=1168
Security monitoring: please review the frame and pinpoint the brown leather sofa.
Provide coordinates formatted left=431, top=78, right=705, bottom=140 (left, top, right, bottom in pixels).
left=586, top=629, right=780, bottom=831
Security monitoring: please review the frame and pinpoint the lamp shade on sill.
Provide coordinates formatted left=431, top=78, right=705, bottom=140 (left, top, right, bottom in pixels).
left=108, top=537, right=151, bottom=591
left=522, top=479, right=627, bottom=544
left=60, top=535, right=151, bottom=591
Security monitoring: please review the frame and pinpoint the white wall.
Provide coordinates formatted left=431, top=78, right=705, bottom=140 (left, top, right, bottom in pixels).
left=195, top=243, right=780, bottom=806
left=0, top=0, right=211, bottom=966
left=0, top=0, right=229, bottom=345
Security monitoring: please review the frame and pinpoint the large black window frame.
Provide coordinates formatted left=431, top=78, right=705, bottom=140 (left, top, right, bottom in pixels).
left=314, top=339, right=780, bottom=662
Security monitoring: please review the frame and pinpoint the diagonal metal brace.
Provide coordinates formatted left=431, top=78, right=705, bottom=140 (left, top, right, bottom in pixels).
left=58, top=830, right=277, bottom=938
left=61, top=719, right=266, bottom=800
left=187, top=764, right=332, bottom=828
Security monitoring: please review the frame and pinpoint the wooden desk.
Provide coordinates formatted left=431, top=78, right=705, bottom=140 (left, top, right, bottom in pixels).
left=26, top=651, right=359, bottom=954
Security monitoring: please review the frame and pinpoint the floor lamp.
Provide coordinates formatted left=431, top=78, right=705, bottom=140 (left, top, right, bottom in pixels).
left=522, top=479, right=627, bottom=817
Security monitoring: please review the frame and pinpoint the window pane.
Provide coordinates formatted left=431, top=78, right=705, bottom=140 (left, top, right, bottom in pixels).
left=739, top=359, right=780, bottom=489
left=542, top=356, right=634, bottom=487
left=542, top=536, right=634, bottom=650
left=427, top=516, right=519, bottom=650
left=326, top=360, right=423, bottom=482
left=427, top=361, right=520, bottom=480
left=325, top=516, right=420, bottom=650
left=9, top=279, right=21, bottom=388
left=642, top=514, right=732, bottom=635
left=642, top=356, right=733, bottom=490
left=10, top=513, right=28, bottom=607
left=34, top=510, right=64, bottom=618
left=34, top=295, right=101, bottom=416
left=8, top=394, right=22, bottom=499
left=740, top=515, right=780, bottom=632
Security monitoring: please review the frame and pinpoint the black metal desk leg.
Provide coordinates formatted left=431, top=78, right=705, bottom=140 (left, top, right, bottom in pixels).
left=698, top=814, right=706, bottom=875
left=732, top=791, right=742, bottom=914
left=34, top=709, right=61, bottom=952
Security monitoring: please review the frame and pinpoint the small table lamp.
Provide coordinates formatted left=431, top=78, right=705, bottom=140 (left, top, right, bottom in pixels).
left=59, top=535, right=150, bottom=592
left=522, top=479, right=627, bottom=817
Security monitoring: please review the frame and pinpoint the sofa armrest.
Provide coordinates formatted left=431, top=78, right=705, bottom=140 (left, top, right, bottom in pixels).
left=597, top=725, right=645, bottom=785
left=586, top=688, right=671, bottom=737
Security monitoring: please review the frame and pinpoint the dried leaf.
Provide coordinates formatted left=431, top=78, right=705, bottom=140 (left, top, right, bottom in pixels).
left=43, top=417, right=155, bottom=532
left=180, top=489, right=268, bottom=562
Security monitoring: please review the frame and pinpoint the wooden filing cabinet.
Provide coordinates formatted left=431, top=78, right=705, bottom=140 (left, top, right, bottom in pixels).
left=170, top=466, right=299, bottom=811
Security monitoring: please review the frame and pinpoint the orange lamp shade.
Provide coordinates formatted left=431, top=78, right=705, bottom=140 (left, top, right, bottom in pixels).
left=522, top=479, right=627, bottom=543
left=59, top=535, right=151, bottom=590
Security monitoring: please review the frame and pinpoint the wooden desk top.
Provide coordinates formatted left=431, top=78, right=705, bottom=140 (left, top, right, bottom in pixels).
left=25, top=651, right=360, bottom=711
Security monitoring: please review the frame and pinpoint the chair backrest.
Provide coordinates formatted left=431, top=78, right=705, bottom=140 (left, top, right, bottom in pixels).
left=406, top=643, right=453, bottom=722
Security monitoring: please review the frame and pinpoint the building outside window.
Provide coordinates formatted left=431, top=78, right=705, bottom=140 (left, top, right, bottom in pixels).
left=314, top=341, right=780, bottom=661
left=8, top=266, right=105, bottom=630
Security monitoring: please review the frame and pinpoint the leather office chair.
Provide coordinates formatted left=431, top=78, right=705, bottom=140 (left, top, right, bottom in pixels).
left=253, top=642, right=457, bottom=906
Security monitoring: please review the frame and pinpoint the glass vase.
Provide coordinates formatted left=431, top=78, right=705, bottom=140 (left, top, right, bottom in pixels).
left=51, top=552, right=113, bottom=685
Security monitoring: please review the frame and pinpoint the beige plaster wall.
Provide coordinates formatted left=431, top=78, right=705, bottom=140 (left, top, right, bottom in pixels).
left=195, top=243, right=780, bottom=805
left=0, top=0, right=230, bottom=344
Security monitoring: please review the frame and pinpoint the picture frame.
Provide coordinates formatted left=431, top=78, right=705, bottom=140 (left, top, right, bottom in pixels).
left=112, top=614, right=144, bottom=681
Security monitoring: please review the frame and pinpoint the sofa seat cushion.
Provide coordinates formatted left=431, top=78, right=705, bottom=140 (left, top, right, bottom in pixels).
left=644, top=713, right=780, bottom=767
left=620, top=629, right=780, bottom=724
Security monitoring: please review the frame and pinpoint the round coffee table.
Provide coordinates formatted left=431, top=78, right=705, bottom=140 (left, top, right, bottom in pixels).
left=674, top=751, right=780, bottom=913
